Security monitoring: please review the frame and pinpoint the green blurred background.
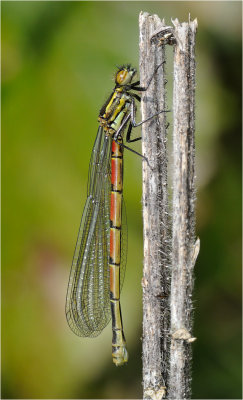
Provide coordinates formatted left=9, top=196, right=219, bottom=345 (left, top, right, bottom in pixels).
left=2, top=1, right=241, bottom=399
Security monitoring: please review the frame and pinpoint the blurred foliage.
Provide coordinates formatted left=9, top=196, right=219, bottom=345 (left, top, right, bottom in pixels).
left=2, top=1, right=241, bottom=399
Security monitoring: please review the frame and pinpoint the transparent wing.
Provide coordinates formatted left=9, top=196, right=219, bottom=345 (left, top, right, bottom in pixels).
left=66, top=126, right=127, bottom=337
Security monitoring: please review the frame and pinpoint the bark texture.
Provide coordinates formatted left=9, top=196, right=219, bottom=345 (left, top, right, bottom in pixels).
left=139, top=11, right=170, bottom=400
left=139, top=12, right=199, bottom=400
left=168, top=17, right=199, bottom=400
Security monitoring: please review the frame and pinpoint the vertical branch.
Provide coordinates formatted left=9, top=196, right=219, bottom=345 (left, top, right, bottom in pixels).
left=168, top=18, right=199, bottom=400
left=139, top=12, right=170, bottom=400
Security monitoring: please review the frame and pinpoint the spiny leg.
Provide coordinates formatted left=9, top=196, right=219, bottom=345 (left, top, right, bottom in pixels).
left=130, top=61, right=166, bottom=91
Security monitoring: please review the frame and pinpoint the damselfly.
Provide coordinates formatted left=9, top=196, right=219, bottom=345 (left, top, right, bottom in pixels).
left=66, top=63, right=167, bottom=366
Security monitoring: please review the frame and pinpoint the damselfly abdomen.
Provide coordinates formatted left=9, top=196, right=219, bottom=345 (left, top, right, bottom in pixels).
left=66, top=63, right=166, bottom=366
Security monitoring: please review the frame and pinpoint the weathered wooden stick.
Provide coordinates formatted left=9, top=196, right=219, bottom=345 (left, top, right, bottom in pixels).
left=168, top=17, right=199, bottom=400
left=139, top=11, right=170, bottom=400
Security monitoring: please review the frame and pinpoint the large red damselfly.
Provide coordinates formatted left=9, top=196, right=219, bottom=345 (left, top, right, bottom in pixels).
left=65, top=63, right=167, bottom=366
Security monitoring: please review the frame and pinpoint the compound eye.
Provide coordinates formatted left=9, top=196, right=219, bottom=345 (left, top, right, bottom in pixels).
left=116, top=70, right=128, bottom=85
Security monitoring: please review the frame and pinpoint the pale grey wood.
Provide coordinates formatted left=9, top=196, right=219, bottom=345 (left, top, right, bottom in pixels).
left=168, top=17, right=198, bottom=400
left=139, top=11, right=170, bottom=400
left=139, top=12, right=199, bottom=400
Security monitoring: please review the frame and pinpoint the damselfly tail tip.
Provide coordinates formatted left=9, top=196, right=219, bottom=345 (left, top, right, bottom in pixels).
left=112, top=345, right=129, bottom=366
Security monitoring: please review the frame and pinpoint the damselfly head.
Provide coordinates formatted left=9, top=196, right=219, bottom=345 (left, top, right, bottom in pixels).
left=115, top=64, right=137, bottom=86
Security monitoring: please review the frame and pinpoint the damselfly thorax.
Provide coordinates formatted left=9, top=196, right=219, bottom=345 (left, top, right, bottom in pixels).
left=98, top=71, right=136, bottom=137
